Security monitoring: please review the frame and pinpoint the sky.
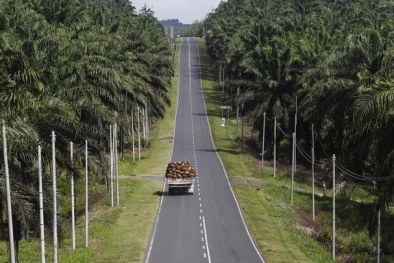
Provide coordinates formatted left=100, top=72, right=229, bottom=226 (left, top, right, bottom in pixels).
left=130, top=0, right=224, bottom=24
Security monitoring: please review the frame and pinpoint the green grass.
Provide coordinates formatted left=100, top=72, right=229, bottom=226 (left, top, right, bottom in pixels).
left=195, top=37, right=334, bottom=262
left=91, top=179, right=162, bottom=263
left=234, top=184, right=332, bottom=263
left=0, top=179, right=162, bottom=263
left=61, top=179, right=161, bottom=263
left=0, top=42, right=182, bottom=263
left=2, top=37, right=393, bottom=263
left=195, top=36, right=394, bottom=262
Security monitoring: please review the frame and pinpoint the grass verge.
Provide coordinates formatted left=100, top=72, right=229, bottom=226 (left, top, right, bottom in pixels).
left=0, top=175, right=162, bottom=263
left=195, top=36, right=394, bottom=262
left=195, top=37, right=333, bottom=262
left=0, top=40, right=182, bottom=263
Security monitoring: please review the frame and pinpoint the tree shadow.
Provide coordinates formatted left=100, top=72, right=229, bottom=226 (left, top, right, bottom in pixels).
left=312, top=192, right=373, bottom=231
left=195, top=148, right=240, bottom=155
left=193, top=112, right=207, bottom=116
left=153, top=190, right=164, bottom=196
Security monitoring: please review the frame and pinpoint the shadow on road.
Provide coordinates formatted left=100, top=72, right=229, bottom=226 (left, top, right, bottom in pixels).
left=196, top=148, right=240, bottom=155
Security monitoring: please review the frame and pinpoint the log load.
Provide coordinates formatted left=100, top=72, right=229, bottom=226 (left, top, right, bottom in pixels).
left=165, top=161, right=196, bottom=178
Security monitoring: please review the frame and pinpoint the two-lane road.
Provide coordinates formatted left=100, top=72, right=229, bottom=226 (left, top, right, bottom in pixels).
left=145, top=37, right=265, bottom=263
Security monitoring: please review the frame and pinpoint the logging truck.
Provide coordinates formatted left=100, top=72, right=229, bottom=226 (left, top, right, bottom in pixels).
left=165, top=161, right=196, bottom=195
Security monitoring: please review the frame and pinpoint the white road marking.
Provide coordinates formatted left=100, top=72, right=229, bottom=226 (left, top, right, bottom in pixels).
left=145, top=178, right=167, bottom=263
left=194, top=40, right=266, bottom=263
left=187, top=39, right=215, bottom=263
left=203, top=216, right=212, bottom=263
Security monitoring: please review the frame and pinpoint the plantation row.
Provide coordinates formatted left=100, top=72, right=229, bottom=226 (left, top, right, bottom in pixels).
left=0, top=0, right=173, bottom=262
left=184, top=0, right=394, bottom=260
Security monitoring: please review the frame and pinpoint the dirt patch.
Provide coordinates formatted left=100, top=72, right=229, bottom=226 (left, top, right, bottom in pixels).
left=74, top=192, right=106, bottom=218
left=296, top=207, right=354, bottom=262
left=296, top=209, right=319, bottom=238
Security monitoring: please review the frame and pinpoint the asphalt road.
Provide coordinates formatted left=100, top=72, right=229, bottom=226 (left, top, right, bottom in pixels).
left=145, top=38, right=265, bottom=263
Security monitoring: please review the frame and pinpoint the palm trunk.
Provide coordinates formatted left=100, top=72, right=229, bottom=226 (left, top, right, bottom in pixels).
left=14, top=240, right=19, bottom=263
left=13, top=222, right=21, bottom=263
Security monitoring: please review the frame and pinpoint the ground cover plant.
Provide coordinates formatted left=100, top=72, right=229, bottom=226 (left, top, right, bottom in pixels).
left=195, top=36, right=394, bottom=262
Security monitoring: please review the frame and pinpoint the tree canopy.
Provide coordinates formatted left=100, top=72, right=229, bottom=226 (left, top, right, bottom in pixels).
left=203, top=0, right=394, bottom=259
left=0, top=0, right=173, bottom=261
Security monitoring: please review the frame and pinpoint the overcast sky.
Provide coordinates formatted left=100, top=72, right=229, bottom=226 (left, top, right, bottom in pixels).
left=131, top=0, right=223, bottom=24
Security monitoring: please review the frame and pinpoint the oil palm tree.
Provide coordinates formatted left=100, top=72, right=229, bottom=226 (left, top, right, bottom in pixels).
left=0, top=0, right=173, bottom=261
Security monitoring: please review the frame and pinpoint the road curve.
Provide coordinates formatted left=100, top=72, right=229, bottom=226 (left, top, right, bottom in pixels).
left=145, top=37, right=265, bottom=263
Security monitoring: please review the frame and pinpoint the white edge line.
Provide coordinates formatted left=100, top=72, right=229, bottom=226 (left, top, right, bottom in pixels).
left=144, top=37, right=184, bottom=263
left=145, top=178, right=166, bottom=263
left=195, top=38, right=266, bottom=263
left=202, top=216, right=212, bottom=263
left=188, top=38, right=197, bottom=170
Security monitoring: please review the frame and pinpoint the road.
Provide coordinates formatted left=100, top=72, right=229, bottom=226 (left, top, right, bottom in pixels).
left=145, top=37, right=265, bottom=263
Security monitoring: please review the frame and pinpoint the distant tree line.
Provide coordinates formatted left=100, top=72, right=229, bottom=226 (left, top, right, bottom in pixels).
left=160, top=19, right=192, bottom=37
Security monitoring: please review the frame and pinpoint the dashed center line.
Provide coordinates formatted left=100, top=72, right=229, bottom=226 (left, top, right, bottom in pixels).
left=187, top=37, right=211, bottom=263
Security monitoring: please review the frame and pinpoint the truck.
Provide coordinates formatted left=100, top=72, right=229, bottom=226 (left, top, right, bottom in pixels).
left=165, top=161, right=196, bottom=195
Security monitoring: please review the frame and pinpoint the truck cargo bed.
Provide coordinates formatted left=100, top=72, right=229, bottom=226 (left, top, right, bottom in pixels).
left=167, top=178, right=194, bottom=195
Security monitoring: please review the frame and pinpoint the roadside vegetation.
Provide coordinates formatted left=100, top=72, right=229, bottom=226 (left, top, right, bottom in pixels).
left=196, top=38, right=332, bottom=263
left=0, top=0, right=174, bottom=262
left=186, top=0, right=394, bottom=261
left=195, top=5, right=394, bottom=258
left=2, top=0, right=394, bottom=262
left=0, top=26, right=181, bottom=263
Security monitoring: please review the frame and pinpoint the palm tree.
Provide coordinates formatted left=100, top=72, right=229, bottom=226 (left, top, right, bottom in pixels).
left=0, top=0, right=174, bottom=261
